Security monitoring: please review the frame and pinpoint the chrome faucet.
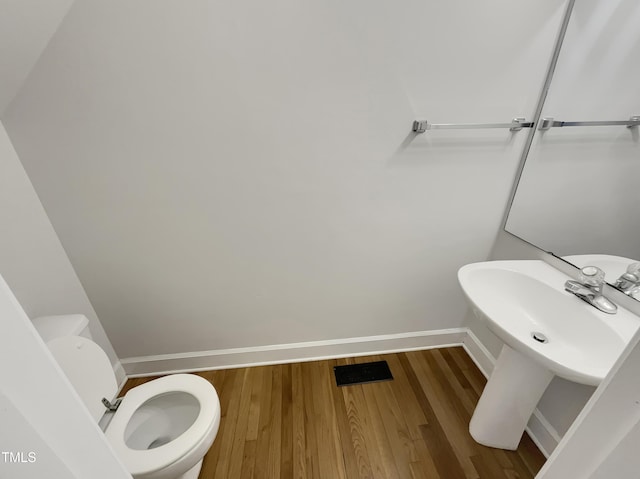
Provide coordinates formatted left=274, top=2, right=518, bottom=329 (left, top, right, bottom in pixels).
left=564, top=266, right=617, bottom=314
left=614, top=262, right=640, bottom=296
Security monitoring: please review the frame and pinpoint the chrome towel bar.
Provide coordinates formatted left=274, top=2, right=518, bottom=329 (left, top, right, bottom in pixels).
left=538, top=116, right=640, bottom=130
left=412, top=117, right=533, bottom=134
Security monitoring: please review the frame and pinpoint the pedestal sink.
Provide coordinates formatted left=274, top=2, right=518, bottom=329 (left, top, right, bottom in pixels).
left=458, top=260, right=639, bottom=450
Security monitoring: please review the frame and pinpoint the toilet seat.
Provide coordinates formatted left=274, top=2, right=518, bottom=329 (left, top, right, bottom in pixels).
left=104, top=374, right=220, bottom=477
left=45, top=331, right=220, bottom=479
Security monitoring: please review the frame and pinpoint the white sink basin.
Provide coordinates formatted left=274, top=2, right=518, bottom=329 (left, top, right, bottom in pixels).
left=458, top=260, right=639, bottom=450
left=459, top=260, right=638, bottom=386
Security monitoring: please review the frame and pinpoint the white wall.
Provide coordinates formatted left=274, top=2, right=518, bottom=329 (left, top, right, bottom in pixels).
left=0, top=0, right=75, bottom=114
left=0, top=122, right=123, bottom=383
left=506, top=0, right=640, bottom=259
left=0, top=272, right=129, bottom=478
left=2, top=0, right=567, bottom=360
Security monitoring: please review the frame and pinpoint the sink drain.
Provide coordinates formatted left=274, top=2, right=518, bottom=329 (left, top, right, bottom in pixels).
left=531, top=332, right=548, bottom=344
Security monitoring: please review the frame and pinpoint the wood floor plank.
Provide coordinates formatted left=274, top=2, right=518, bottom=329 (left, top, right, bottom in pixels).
left=222, top=369, right=253, bottom=479
left=517, top=434, right=547, bottom=475
left=440, top=348, right=473, bottom=390
left=328, top=359, right=364, bottom=479
left=351, top=355, right=404, bottom=479
left=422, top=350, right=474, bottom=427
left=342, top=380, right=387, bottom=478
left=449, top=347, right=487, bottom=397
left=373, top=378, right=416, bottom=479
left=300, top=361, right=321, bottom=479
left=314, top=360, right=347, bottom=479
left=253, top=365, right=274, bottom=479
left=470, top=452, right=510, bottom=479
left=410, top=458, right=441, bottom=479
left=280, top=364, right=294, bottom=479
left=266, top=365, right=282, bottom=479
left=407, top=351, right=479, bottom=478
left=199, top=368, right=235, bottom=475
left=212, top=368, right=246, bottom=478
left=419, top=423, right=467, bottom=479
left=384, top=353, right=429, bottom=439
left=338, top=374, right=376, bottom=478
left=431, top=349, right=478, bottom=422
left=121, top=348, right=546, bottom=479
left=399, top=353, right=469, bottom=479
left=239, top=440, right=256, bottom=479
left=244, top=366, right=264, bottom=442
left=411, top=438, right=442, bottom=479
left=360, top=381, right=401, bottom=479
left=505, top=445, right=536, bottom=479
left=291, top=363, right=307, bottom=479
left=438, top=348, right=479, bottom=413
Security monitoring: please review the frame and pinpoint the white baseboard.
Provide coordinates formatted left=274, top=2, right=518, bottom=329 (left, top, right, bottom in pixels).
left=461, top=329, right=495, bottom=378
left=527, top=409, right=562, bottom=458
left=462, top=330, right=561, bottom=457
left=121, top=328, right=467, bottom=377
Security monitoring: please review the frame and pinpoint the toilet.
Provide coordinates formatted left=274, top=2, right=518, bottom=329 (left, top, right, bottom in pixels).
left=32, top=315, right=221, bottom=479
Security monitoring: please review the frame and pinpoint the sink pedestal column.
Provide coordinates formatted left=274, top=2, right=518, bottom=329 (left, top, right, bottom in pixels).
left=470, top=344, right=554, bottom=450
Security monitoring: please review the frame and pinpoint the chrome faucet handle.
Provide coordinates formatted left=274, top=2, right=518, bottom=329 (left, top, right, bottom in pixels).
left=579, top=266, right=606, bottom=289
left=614, top=262, right=640, bottom=294
left=564, top=280, right=591, bottom=296
left=565, top=266, right=617, bottom=314
left=626, top=262, right=640, bottom=276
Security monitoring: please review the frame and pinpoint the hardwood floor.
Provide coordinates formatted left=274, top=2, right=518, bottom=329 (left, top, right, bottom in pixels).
left=121, top=347, right=546, bottom=478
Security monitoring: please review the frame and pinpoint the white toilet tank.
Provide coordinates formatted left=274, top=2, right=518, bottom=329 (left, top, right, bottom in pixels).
left=31, top=314, right=92, bottom=342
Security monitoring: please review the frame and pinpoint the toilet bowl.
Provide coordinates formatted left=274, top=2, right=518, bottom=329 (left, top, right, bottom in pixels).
left=104, top=373, right=220, bottom=479
left=41, top=319, right=220, bottom=479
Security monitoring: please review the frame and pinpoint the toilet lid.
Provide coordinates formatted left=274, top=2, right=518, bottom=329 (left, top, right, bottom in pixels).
left=48, top=336, right=118, bottom=421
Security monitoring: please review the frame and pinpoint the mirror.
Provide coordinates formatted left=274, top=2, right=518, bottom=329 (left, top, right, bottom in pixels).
left=505, top=0, right=640, bottom=296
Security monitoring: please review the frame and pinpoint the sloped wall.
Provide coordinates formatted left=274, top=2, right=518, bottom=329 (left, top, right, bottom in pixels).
left=0, top=122, right=121, bottom=379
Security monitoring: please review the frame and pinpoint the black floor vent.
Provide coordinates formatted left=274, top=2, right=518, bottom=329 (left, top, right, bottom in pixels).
left=333, top=360, right=393, bottom=386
